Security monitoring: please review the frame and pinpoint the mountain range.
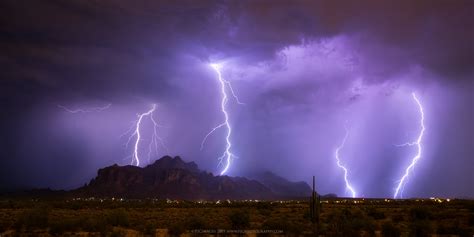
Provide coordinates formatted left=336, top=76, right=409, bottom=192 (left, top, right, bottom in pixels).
left=73, top=156, right=312, bottom=200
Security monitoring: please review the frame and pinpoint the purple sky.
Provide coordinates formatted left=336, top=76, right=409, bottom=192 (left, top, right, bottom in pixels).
left=0, top=0, right=473, bottom=198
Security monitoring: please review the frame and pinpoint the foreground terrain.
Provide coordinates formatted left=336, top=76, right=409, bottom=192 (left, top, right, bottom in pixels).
left=0, top=198, right=472, bottom=236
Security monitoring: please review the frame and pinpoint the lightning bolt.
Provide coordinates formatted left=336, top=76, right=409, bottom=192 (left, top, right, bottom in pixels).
left=334, top=124, right=357, bottom=198
left=201, top=63, right=242, bottom=175
left=393, top=92, right=425, bottom=199
left=58, top=103, right=111, bottom=113
left=121, top=104, right=167, bottom=166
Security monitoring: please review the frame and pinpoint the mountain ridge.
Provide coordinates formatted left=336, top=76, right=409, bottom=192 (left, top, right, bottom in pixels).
left=73, top=156, right=311, bottom=200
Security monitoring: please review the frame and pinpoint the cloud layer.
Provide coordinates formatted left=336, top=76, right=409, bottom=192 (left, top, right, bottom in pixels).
left=0, top=0, right=472, bottom=197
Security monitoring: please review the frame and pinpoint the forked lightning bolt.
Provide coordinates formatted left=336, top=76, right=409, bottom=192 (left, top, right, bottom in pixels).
left=393, top=92, right=425, bottom=199
left=334, top=124, right=357, bottom=198
left=201, top=64, right=242, bottom=175
left=121, top=104, right=167, bottom=166
left=58, top=104, right=111, bottom=113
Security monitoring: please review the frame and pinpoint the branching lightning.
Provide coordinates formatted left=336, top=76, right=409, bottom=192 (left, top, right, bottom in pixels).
left=201, top=63, right=242, bottom=175
left=393, top=92, right=425, bottom=199
left=58, top=103, right=111, bottom=113
left=334, top=124, right=357, bottom=198
left=121, top=104, right=167, bottom=166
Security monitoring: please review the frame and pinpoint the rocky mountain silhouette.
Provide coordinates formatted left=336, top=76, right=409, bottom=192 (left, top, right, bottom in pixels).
left=74, top=156, right=311, bottom=200
left=251, top=171, right=312, bottom=197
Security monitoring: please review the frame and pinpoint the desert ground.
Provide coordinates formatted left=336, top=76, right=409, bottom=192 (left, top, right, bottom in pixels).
left=0, top=197, right=472, bottom=236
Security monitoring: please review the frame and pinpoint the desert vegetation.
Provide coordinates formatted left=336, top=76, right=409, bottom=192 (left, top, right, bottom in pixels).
left=0, top=198, right=472, bottom=236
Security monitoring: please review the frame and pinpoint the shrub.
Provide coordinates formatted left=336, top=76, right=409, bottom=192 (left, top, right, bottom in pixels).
left=256, top=202, right=273, bottom=210
left=257, top=203, right=273, bottom=216
left=106, top=209, right=130, bottom=227
left=437, top=220, right=470, bottom=236
left=229, top=209, right=250, bottom=229
left=185, top=215, right=207, bottom=230
left=436, top=224, right=457, bottom=235
left=325, top=208, right=375, bottom=237
left=142, top=222, right=156, bottom=236
left=110, top=228, right=127, bottom=237
left=409, top=220, right=432, bottom=237
left=381, top=222, right=401, bottom=237
left=49, top=218, right=79, bottom=235
left=391, top=214, right=404, bottom=223
left=303, top=209, right=311, bottom=221
left=366, top=207, right=385, bottom=220
left=468, top=213, right=474, bottom=226
left=168, top=222, right=185, bottom=237
left=0, top=221, right=9, bottom=233
left=81, top=216, right=108, bottom=233
left=464, top=201, right=474, bottom=212
left=262, top=217, right=302, bottom=236
left=15, top=206, right=50, bottom=230
left=409, top=207, right=431, bottom=221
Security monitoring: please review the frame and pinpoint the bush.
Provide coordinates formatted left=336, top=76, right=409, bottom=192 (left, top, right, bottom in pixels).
left=49, top=218, right=79, bottom=235
left=185, top=215, right=207, bottom=230
left=106, top=209, right=130, bottom=227
left=436, top=224, right=458, bottom=235
left=168, top=222, right=185, bottom=237
left=366, top=207, right=385, bottom=220
left=391, top=214, right=404, bottom=223
left=81, top=216, right=108, bottom=233
left=325, top=209, right=375, bottom=237
left=409, top=220, right=432, bottom=237
left=409, top=207, right=431, bottom=221
left=468, top=214, right=474, bottom=226
left=110, top=228, right=127, bottom=237
left=49, top=216, right=106, bottom=235
left=0, top=221, right=9, bottom=233
left=262, top=217, right=302, bottom=236
left=256, top=202, right=273, bottom=210
left=437, top=220, right=470, bottom=236
left=142, top=222, right=156, bottom=236
left=257, top=203, right=273, bottom=216
left=303, top=210, right=311, bottom=221
left=381, top=222, right=401, bottom=237
left=15, top=206, right=50, bottom=230
left=464, top=201, right=474, bottom=212
left=229, top=209, right=250, bottom=229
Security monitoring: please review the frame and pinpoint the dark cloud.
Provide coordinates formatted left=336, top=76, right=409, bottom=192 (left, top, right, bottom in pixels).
left=0, top=0, right=472, bottom=197
left=1, top=0, right=471, bottom=101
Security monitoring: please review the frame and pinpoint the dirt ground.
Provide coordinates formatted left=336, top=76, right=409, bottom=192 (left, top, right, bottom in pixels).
left=0, top=198, right=472, bottom=236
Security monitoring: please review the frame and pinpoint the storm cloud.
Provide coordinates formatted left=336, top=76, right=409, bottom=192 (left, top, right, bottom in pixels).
left=0, top=0, right=472, bottom=198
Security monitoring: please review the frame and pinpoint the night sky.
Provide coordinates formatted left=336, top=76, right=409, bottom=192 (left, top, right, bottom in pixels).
left=0, top=1, right=473, bottom=198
